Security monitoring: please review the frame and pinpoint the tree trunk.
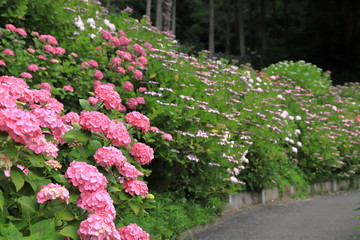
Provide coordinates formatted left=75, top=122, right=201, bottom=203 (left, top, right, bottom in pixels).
left=156, top=0, right=163, bottom=30
left=162, top=0, right=172, bottom=31
left=238, top=0, right=245, bottom=58
left=146, top=0, right=152, bottom=18
left=171, top=0, right=176, bottom=34
left=209, top=0, right=215, bottom=56
left=259, top=0, right=267, bottom=66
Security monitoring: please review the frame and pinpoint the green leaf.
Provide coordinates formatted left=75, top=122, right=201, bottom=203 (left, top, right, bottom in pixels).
left=61, top=124, right=91, bottom=143
left=10, top=170, right=24, bottom=192
left=128, top=202, right=140, bottom=215
left=0, top=223, right=23, bottom=239
left=30, top=219, right=55, bottom=240
left=119, top=191, right=130, bottom=200
left=54, top=209, right=75, bottom=221
left=58, top=225, right=79, bottom=240
left=79, top=99, right=92, bottom=111
left=18, top=196, right=37, bottom=219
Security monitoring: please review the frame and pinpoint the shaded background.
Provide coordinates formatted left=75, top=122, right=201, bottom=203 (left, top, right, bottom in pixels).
left=102, top=0, right=360, bottom=85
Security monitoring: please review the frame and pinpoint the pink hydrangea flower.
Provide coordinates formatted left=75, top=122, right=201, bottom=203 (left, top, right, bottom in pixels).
left=5, top=24, right=16, bottom=31
left=357, top=115, right=360, bottom=123
left=117, top=162, right=141, bottom=179
left=36, top=183, right=70, bottom=204
left=118, top=36, right=131, bottom=46
left=137, top=56, right=148, bottom=67
left=38, top=55, right=47, bottom=60
left=118, top=223, right=150, bottom=240
left=163, top=133, right=173, bottom=141
left=150, top=126, right=159, bottom=132
left=123, top=81, right=134, bottom=92
left=94, top=84, right=122, bottom=110
left=43, top=45, right=56, bottom=54
left=79, top=111, right=111, bottom=134
left=39, top=82, right=51, bottom=90
left=133, top=43, right=144, bottom=55
left=129, top=142, right=154, bottom=165
left=20, top=72, right=33, bottom=79
left=134, top=70, right=143, bottom=81
left=88, top=59, right=99, bottom=68
left=138, top=87, right=147, bottom=92
left=2, top=49, right=14, bottom=56
left=55, top=47, right=66, bottom=54
left=123, top=179, right=148, bottom=198
left=126, top=98, right=138, bottom=110
left=117, top=67, right=126, bottom=74
left=43, top=98, right=64, bottom=114
left=27, top=64, right=39, bottom=72
left=87, top=97, right=98, bottom=106
left=14, top=28, right=27, bottom=36
left=77, top=190, right=116, bottom=220
left=0, top=75, right=29, bottom=99
left=118, top=51, right=132, bottom=61
left=127, top=66, right=135, bottom=72
left=39, top=35, right=58, bottom=45
left=44, top=160, right=62, bottom=170
left=111, top=57, right=122, bottom=67
left=94, top=70, right=104, bottom=80
left=94, top=146, right=127, bottom=167
left=0, top=87, right=17, bottom=108
left=65, top=161, right=108, bottom=192
left=125, top=111, right=150, bottom=132
left=136, top=97, right=145, bottom=105
left=0, top=60, right=6, bottom=66
left=71, top=52, right=78, bottom=57
left=62, top=112, right=80, bottom=124
left=50, top=59, right=59, bottom=63
left=27, top=48, right=36, bottom=53
left=101, top=29, right=112, bottom=40
left=62, top=85, right=74, bottom=92
left=78, top=213, right=120, bottom=240
left=105, top=121, right=131, bottom=147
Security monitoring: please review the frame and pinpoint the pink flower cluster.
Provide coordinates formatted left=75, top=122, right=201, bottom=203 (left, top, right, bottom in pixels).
left=125, top=111, right=150, bottom=132
left=66, top=161, right=121, bottom=239
left=94, top=83, right=122, bottom=110
left=118, top=223, right=150, bottom=240
left=44, top=160, right=62, bottom=170
left=94, top=146, right=127, bottom=167
left=36, top=183, right=70, bottom=204
left=129, top=142, right=154, bottom=165
left=38, top=34, right=58, bottom=45
left=5, top=24, right=27, bottom=36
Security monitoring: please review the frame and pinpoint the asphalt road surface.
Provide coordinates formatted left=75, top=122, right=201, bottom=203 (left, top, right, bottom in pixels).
left=194, top=191, right=360, bottom=240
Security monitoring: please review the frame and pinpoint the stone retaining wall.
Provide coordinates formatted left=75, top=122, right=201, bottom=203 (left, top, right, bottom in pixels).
left=179, top=179, right=359, bottom=240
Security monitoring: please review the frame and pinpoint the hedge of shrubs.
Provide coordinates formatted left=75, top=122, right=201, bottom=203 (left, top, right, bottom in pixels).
left=0, top=0, right=359, bottom=239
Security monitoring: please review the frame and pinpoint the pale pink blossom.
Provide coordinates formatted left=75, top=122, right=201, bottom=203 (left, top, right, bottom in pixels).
left=14, top=28, right=27, bottom=36
left=2, top=49, right=14, bottom=56
left=163, top=133, right=172, bottom=141
left=123, top=81, right=134, bottom=91
left=37, top=183, right=69, bottom=204
left=117, top=67, right=126, bottom=74
left=78, top=213, right=120, bottom=240
left=44, top=160, right=62, bottom=170
left=79, top=111, right=111, bottom=133
left=27, top=48, right=36, bottom=53
left=134, top=70, right=143, bottom=81
left=94, top=146, right=127, bottom=167
left=62, top=112, right=80, bottom=123
left=95, top=84, right=122, bottom=110
left=39, top=35, right=58, bottom=45
left=94, top=70, right=103, bottom=80
left=5, top=24, right=16, bottom=31
left=20, top=72, right=32, bottom=79
left=126, top=98, right=138, bottom=109
left=27, top=64, right=39, bottom=72
left=0, top=60, right=5, bottom=66
left=39, top=82, right=51, bottom=90
left=62, top=85, right=74, bottom=92
left=105, top=121, right=131, bottom=147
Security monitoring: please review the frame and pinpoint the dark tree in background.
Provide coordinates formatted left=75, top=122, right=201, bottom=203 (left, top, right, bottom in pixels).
left=101, top=0, right=360, bottom=84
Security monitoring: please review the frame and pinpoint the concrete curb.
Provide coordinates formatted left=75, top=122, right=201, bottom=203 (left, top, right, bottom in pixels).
left=179, top=179, right=359, bottom=240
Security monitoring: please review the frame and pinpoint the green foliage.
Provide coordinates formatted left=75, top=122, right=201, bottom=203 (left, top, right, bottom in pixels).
left=263, top=60, right=332, bottom=93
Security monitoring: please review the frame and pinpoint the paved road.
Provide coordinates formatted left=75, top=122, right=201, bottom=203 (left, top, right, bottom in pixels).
left=194, top=191, right=360, bottom=240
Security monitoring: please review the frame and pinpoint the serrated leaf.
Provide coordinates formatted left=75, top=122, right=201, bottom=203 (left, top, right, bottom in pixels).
left=54, top=209, right=75, bottom=221
left=10, top=170, right=24, bottom=192
left=58, top=225, right=79, bottom=240
left=128, top=202, right=140, bottom=215
left=79, top=99, right=92, bottom=111
left=0, top=223, right=23, bottom=239
left=30, top=219, right=55, bottom=240
left=18, top=196, right=37, bottom=219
